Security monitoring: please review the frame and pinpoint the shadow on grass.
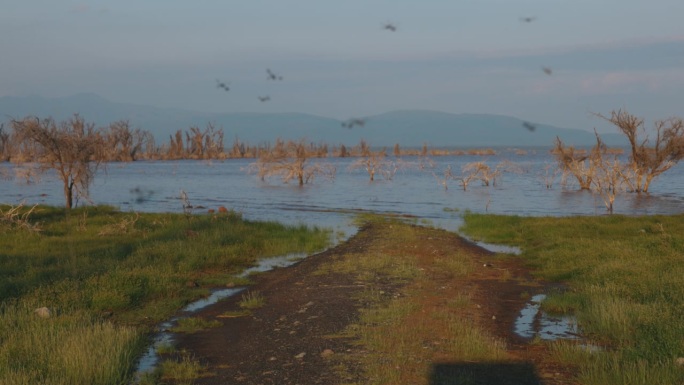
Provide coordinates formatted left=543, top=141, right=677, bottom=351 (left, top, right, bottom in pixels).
left=431, top=362, right=542, bottom=385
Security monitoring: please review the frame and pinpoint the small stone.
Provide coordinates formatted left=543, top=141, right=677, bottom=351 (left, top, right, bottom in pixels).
left=295, top=352, right=306, bottom=359
left=320, top=349, right=335, bottom=358
left=269, top=356, right=277, bottom=361
left=676, top=357, right=684, bottom=366
left=34, top=307, right=51, bottom=318
left=492, top=315, right=496, bottom=320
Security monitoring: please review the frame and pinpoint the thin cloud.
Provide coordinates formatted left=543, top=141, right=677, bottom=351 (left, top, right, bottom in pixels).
left=579, top=70, right=684, bottom=94
left=71, top=4, right=91, bottom=13
left=70, top=3, right=110, bottom=15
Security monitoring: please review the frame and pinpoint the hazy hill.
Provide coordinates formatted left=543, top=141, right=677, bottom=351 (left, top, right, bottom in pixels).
left=0, top=94, right=625, bottom=147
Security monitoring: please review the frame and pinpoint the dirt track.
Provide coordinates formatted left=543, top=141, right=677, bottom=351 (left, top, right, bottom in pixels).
left=173, top=222, right=577, bottom=385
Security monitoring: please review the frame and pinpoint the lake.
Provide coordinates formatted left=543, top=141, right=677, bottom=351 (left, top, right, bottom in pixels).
left=2, top=147, right=683, bottom=236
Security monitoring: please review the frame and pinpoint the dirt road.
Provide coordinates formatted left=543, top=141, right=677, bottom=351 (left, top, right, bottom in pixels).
left=173, top=222, right=576, bottom=385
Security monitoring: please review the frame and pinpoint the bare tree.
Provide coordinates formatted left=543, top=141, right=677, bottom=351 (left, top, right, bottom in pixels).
left=11, top=114, right=105, bottom=209
left=230, top=136, right=247, bottom=158
left=589, top=133, right=631, bottom=213
left=596, top=109, right=684, bottom=193
left=539, top=162, right=561, bottom=189
left=348, top=147, right=402, bottom=181
left=456, top=162, right=490, bottom=191
left=553, top=137, right=594, bottom=190
left=104, top=120, right=152, bottom=161
left=393, top=143, right=401, bottom=157
left=433, top=164, right=454, bottom=190
left=0, top=123, right=11, bottom=161
left=168, top=130, right=185, bottom=159
left=250, top=138, right=335, bottom=185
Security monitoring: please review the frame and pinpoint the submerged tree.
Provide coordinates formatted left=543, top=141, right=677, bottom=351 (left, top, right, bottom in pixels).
left=11, top=114, right=105, bottom=209
left=589, top=133, right=631, bottom=214
left=103, top=120, right=153, bottom=161
left=553, top=138, right=594, bottom=190
left=0, top=123, right=11, bottom=162
left=251, top=138, right=335, bottom=185
left=347, top=142, right=402, bottom=181
left=596, top=109, right=684, bottom=193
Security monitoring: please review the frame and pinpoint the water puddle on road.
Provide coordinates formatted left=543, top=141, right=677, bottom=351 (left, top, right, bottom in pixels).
left=514, top=294, right=580, bottom=340
left=239, top=252, right=308, bottom=277
left=475, top=241, right=522, bottom=255
left=132, top=252, right=309, bottom=382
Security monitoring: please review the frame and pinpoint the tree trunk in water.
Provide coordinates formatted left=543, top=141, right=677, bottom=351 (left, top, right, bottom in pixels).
left=64, top=182, right=73, bottom=210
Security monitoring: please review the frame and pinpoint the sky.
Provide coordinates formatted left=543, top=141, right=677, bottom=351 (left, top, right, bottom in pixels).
left=2, top=0, right=684, bottom=133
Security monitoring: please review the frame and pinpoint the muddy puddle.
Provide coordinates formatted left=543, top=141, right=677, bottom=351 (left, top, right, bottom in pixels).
left=132, top=252, right=310, bottom=382
left=514, top=294, right=580, bottom=340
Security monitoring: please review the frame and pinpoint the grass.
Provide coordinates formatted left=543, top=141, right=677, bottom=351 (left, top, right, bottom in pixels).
left=322, top=218, right=509, bottom=385
left=460, top=213, right=684, bottom=385
left=238, top=291, right=265, bottom=309
left=137, top=346, right=206, bottom=385
left=0, top=303, right=145, bottom=385
left=0, top=204, right=331, bottom=385
left=171, top=317, right=222, bottom=334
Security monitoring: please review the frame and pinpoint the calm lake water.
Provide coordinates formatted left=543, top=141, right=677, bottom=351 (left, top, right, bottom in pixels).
left=2, top=147, right=683, bottom=235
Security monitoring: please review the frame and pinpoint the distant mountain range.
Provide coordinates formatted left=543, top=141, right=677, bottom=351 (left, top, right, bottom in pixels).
left=0, top=93, right=625, bottom=147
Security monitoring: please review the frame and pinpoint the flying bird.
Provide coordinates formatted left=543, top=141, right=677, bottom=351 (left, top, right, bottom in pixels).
left=542, top=66, right=552, bottom=75
left=216, top=79, right=230, bottom=91
left=522, top=121, right=536, bottom=132
left=519, top=16, right=536, bottom=23
left=258, top=96, right=271, bottom=102
left=266, top=69, right=283, bottom=81
left=342, top=118, right=366, bottom=129
left=382, top=23, right=397, bottom=32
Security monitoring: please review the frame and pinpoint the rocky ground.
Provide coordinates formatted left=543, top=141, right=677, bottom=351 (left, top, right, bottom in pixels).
left=173, top=222, right=577, bottom=385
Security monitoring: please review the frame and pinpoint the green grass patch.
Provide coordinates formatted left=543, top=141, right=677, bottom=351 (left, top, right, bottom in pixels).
left=159, top=353, right=207, bottom=385
left=238, top=291, right=265, bottom=309
left=461, top=213, right=684, bottom=385
left=218, top=309, right=252, bottom=318
left=0, top=205, right=331, bottom=384
left=171, top=317, right=222, bottom=334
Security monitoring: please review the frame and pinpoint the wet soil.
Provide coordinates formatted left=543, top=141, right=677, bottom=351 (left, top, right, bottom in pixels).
left=173, top=222, right=578, bottom=385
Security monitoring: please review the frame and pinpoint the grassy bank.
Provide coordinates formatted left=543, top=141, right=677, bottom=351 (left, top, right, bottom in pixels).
left=0, top=205, right=331, bottom=385
left=461, top=213, right=684, bottom=385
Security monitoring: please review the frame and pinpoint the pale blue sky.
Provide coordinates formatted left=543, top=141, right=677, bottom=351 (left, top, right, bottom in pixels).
left=2, top=0, right=684, bottom=132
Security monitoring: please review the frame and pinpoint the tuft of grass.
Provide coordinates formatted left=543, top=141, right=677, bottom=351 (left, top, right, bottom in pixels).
left=238, top=291, right=265, bottom=309
left=159, top=353, right=207, bottom=385
left=217, top=309, right=252, bottom=318
left=171, top=317, right=222, bottom=334
left=156, top=341, right=176, bottom=355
